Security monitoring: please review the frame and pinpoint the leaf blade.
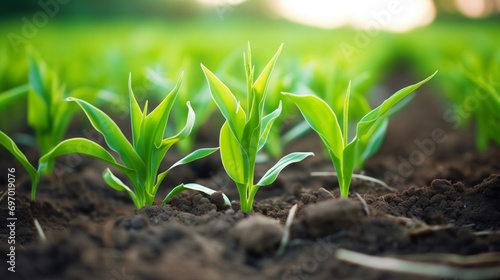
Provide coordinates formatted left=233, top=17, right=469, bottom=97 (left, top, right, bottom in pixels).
left=258, top=101, right=282, bottom=151
left=201, top=64, right=246, bottom=139
left=256, top=152, right=314, bottom=187
left=102, top=168, right=139, bottom=208
left=162, top=183, right=231, bottom=206
left=357, top=71, right=437, bottom=137
left=220, top=121, right=248, bottom=184
left=66, top=97, right=144, bottom=173
left=0, top=130, right=39, bottom=199
left=282, top=92, right=343, bottom=159
left=154, top=147, right=219, bottom=192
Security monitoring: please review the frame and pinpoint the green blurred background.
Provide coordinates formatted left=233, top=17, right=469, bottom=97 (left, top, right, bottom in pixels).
left=1, top=0, right=499, bottom=154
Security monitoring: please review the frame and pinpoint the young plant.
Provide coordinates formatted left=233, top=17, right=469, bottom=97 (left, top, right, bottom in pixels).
left=1, top=84, right=39, bottom=196
left=0, top=130, right=39, bottom=193
left=27, top=51, right=73, bottom=174
left=26, top=50, right=113, bottom=174
left=283, top=71, right=437, bottom=197
left=201, top=44, right=313, bottom=213
left=36, top=73, right=228, bottom=209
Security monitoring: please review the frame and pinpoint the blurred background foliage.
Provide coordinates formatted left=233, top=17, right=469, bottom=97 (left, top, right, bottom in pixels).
left=0, top=0, right=499, bottom=154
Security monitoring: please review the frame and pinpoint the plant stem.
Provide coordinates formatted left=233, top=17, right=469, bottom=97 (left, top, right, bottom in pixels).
left=236, top=182, right=248, bottom=211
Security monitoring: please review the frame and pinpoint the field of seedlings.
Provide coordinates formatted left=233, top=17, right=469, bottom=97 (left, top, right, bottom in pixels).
left=1, top=1, right=500, bottom=279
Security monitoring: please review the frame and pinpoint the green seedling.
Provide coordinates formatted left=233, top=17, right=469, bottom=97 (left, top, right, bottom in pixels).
left=0, top=84, right=40, bottom=195
left=201, top=44, right=313, bottom=213
left=284, top=71, right=437, bottom=197
left=36, top=73, right=227, bottom=209
left=27, top=51, right=74, bottom=174
left=0, top=130, right=39, bottom=192
left=459, top=58, right=500, bottom=152
left=26, top=50, right=113, bottom=175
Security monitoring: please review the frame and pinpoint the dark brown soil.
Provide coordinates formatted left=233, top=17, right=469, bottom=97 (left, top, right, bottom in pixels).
left=1, top=80, right=500, bottom=279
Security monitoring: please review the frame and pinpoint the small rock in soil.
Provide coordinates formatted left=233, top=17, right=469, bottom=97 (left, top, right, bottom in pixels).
left=231, top=215, right=283, bottom=255
left=302, top=198, right=364, bottom=238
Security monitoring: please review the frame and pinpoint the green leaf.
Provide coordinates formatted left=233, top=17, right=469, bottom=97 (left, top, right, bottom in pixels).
left=343, top=81, right=351, bottom=145
left=201, top=64, right=246, bottom=139
left=159, top=101, right=195, bottom=150
left=220, top=121, right=248, bottom=184
left=258, top=101, right=282, bottom=151
left=358, top=118, right=388, bottom=167
left=357, top=71, right=437, bottom=137
left=103, top=168, right=139, bottom=208
left=66, top=97, right=144, bottom=173
left=38, top=138, right=135, bottom=178
left=154, top=147, right=219, bottom=192
left=256, top=152, right=314, bottom=187
left=0, top=130, right=39, bottom=199
left=253, top=43, right=283, bottom=113
left=0, top=84, right=29, bottom=112
left=340, top=140, right=358, bottom=197
left=128, top=73, right=143, bottom=148
left=27, top=53, right=51, bottom=132
left=282, top=92, right=343, bottom=159
left=162, top=183, right=231, bottom=206
left=144, top=73, right=183, bottom=148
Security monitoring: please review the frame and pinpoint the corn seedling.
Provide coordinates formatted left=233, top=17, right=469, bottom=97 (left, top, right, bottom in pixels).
left=148, top=50, right=242, bottom=155
left=201, top=44, right=313, bottom=212
left=26, top=50, right=74, bottom=174
left=459, top=53, right=500, bottom=152
left=0, top=130, right=39, bottom=194
left=0, top=84, right=39, bottom=195
left=283, top=71, right=437, bottom=197
left=36, top=73, right=227, bottom=209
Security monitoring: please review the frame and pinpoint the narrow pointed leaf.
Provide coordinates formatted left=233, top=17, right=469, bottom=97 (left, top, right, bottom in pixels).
left=66, top=97, right=144, bottom=172
left=220, top=121, right=248, bottom=184
left=343, top=81, right=351, bottom=145
left=27, top=54, right=50, bottom=132
left=282, top=92, right=343, bottom=159
left=201, top=64, right=246, bottom=139
left=162, top=183, right=231, bottom=206
left=159, top=101, right=195, bottom=150
left=256, top=152, right=314, bottom=187
left=357, top=71, right=437, bottom=137
left=144, top=73, right=183, bottom=147
left=129, top=73, right=143, bottom=148
left=38, top=138, right=135, bottom=178
left=103, top=168, right=139, bottom=208
left=258, top=101, right=282, bottom=151
left=253, top=43, right=283, bottom=109
left=154, top=147, right=219, bottom=191
left=340, top=140, right=358, bottom=197
left=0, top=131, right=39, bottom=199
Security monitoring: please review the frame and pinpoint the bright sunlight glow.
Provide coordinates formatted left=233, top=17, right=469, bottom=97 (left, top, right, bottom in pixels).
left=455, top=0, right=486, bottom=18
left=197, top=0, right=247, bottom=6
left=271, top=0, right=436, bottom=32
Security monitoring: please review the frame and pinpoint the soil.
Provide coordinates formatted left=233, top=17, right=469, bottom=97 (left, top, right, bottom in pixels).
left=1, top=76, right=500, bottom=280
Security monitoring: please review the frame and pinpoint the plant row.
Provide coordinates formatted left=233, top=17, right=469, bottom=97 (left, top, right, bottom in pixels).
left=3, top=44, right=437, bottom=211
